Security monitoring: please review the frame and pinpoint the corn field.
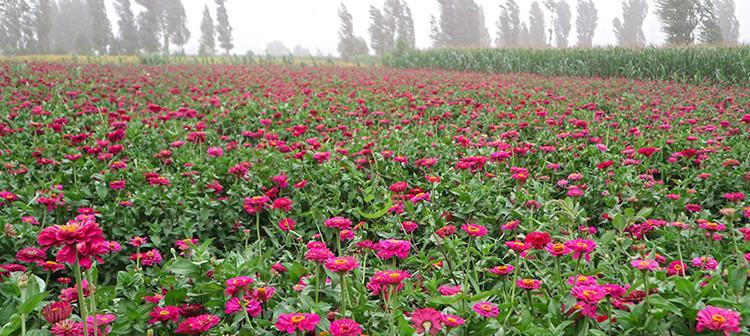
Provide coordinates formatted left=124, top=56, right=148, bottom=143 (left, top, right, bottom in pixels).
left=383, top=47, right=750, bottom=85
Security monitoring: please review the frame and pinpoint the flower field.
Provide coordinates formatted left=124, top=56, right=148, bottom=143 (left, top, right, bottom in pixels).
left=1, top=61, right=749, bottom=335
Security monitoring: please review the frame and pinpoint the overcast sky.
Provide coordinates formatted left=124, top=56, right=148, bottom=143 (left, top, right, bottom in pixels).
left=105, top=0, right=750, bottom=55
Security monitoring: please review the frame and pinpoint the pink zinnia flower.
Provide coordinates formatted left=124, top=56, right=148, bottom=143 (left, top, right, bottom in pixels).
left=224, top=296, right=262, bottom=317
left=667, top=260, right=687, bottom=276
left=410, top=308, right=443, bottom=335
left=148, top=306, right=180, bottom=324
left=375, top=239, right=411, bottom=259
left=50, top=320, right=83, bottom=336
left=571, top=285, right=606, bottom=303
left=461, top=223, right=488, bottom=237
left=473, top=302, right=499, bottom=318
left=525, top=231, right=551, bottom=249
left=692, top=256, right=719, bottom=270
left=42, top=301, right=73, bottom=323
left=516, top=278, right=542, bottom=290
left=243, top=196, right=270, bottom=214
left=329, top=318, right=363, bottom=336
left=631, top=259, right=659, bottom=271
left=324, top=256, right=360, bottom=273
left=696, top=306, right=741, bottom=335
left=565, top=239, right=597, bottom=262
left=274, top=313, right=320, bottom=334
left=37, top=219, right=107, bottom=269
left=225, top=276, right=255, bottom=296
left=442, top=314, right=465, bottom=328
left=325, top=217, right=352, bottom=230
left=16, top=247, right=46, bottom=263
left=546, top=242, right=571, bottom=257
left=438, top=285, right=461, bottom=296
left=175, top=314, right=220, bottom=334
left=489, top=265, right=515, bottom=276
left=278, top=218, right=296, bottom=231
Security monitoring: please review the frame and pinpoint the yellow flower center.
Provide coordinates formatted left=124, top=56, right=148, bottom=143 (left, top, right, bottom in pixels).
left=523, top=279, right=535, bottom=286
left=334, top=258, right=348, bottom=265
left=159, top=310, right=169, bottom=316
left=480, top=304, right=492, bottom=311
left=59, top=223, right=78, bottom=233
left=639, top=261, right=650, bottom=267
left=553, top=244, right=564, bottom=252
left=291, top=315, right=306, bottom=323
left=467, top=226, right=479, bottom=233
left=712, top=314, right=726, bottom=324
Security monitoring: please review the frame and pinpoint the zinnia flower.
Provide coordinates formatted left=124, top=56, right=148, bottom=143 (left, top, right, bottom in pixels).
left=225, top=276, right=255, bottom=296
left=565, top=239, right=597, bottom=262
left=42, top=301, right=73, bottom=323
left=274, top=313, right=320, bottom=334
left=324, top=256, right=360, bottom=273
left=330, top=318, right=363, bottom=336
left=631, top=259, right=659, bottom=271
left=148, top=306, right=180, bottom=324
left=37, top=219, right=107, bottom=269
left=525, top=231, right=551, bottom=249
left=442, top=314, right=465, bottom=328
left=175, top=314, right=220, bottom=335
left=461, top=223, right=488, bottom=237
left=696, top=306, right=741, bottom=335
left=473, top=302, right=499, bottom=318
left=50, top=320, right=83, bottom=336
left=375, top=239, right=411, bottom=259
left=410, top=308, right=443, bottom=335
left=516, top=278, right=542, bottom=290
left=325, top=217, right=352, bottom=230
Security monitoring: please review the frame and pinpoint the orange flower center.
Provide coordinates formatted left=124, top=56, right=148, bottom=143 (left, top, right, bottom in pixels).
left=674, top=265, right=682, bottom=270
left=334, top=259, right=348, bottom=265
left=712, top=314, right=726, bottom=324
left=480, top=304, right=492, bottom=311
left=583, top=290, right=596, bottom=298
left=576, top=242, right=587, bottom=248
left=59, top=223, right=78, bottom=233
left=291, top=315, right=306, bottom=323
left=388, top=273, right=401, bottom=280
left=523, top=279, right=535, bottom=286
left=639, top=261, right=650, bottom=267
left=553, top=244, right=564, bottom=252
left=577, top=276, right=588, bottom=282
left=159, top=310, right=170, bottom=316
left=467, top=226, right=479, bottom=233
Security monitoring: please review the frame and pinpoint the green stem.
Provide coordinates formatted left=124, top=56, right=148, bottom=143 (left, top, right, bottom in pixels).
left=239, top=290, right=253, bottom=327
left=503, top=253, right=521, bottom=325
left=555, top=257, right=565, bottom=295
left=255, top=211, right=261, bottom=242
left=87, top=270, right=98, bottom=336
left=642, top=271, right=650, bottom=324
left=74, top=255, right=89, bottom=336
left=339, top=273, right=347, bottom=316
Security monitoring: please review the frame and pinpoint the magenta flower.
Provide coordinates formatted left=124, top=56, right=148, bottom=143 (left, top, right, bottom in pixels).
left=571, top=285, right=606, bottom=303
left=410, top=308, right=443, bottom=335
left=175, top=314, right=220, bottom=335
left=696, top=306, right=741, bottom=335
left=274, top=313, right=320, bottom=334
left=631, top=259, right=659, bottom=271
left=330, top=318, right=363, bottom=336
left=516, top=278, right=542, bottom=290
left=225, top=276, right=255, bottom=296
left=564, top=239, right=597, bottom=262
left=325, top=217, right=353, bottom=230
left=473, top=302, right=499, bottom=318
left=148, top=306, right=180, bottom=325
left=375, top=239, right=411, bottom=259
left=461, top=223, right=488, bottom=237
left=324, top=256, right=360, bottom=273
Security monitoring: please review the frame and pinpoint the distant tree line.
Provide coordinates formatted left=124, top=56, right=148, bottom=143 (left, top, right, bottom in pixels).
left=336, top=0, right=741, bottom=59
left=0, top=0, right=233, bottom=55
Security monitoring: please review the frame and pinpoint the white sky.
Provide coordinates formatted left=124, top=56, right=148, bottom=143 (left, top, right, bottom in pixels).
left=105, top=0, right=750, bottom=55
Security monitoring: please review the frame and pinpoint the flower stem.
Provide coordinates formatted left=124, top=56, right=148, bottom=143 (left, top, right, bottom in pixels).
left=74, top=255, right=89, bottom=336
left=642, top=271, right=650, bottom=323
left=255, top=212, right=261, bottom=242
left=87, top=270, right=98, bottom=336
left=239, top=290, right=253, bottom=327
left=339, top=273, right=347, bottom=316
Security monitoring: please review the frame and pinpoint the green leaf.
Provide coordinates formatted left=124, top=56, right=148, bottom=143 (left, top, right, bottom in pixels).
left=164, top=288, right=187, bottom=306
left=728, top=266, right=747, bottom=296
left=613, top=214, right=626, bottom=232
left=0, top=314, right=20, bottom=336
left=673, top=277, right=695, bottom=299
left=18, top=292, right=48, bottom=315
left=167, top=260, right=198, bottom=276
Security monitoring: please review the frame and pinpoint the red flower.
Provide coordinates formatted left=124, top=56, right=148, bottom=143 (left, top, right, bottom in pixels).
left=525, top=231, right=551, bottom=249
left=37, top=219, right=107, bottom=269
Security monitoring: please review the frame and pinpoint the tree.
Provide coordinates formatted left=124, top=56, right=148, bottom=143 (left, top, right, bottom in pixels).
left=292, top=45, right=311, bottom=57
left=135, top=1, right=161, bottom=53
left=431, top=0, right=488, bottom=48
left=51, top=0, right=90, bottom=53
left=613, top=0, right=648, bottom=47
left=166, top=0, right=190, bottom=54
left=114, top=0, right=139, bottom=54
left=655, top=0, right=701, bottom=45
left=88, top=0, right=113, bottom=54
left=545, top=0, right=572, bottom=48
left=576, top=0, right=597, bottom=48
left=369, top=6, right=388, bottom=55
left=714, top=0, right=739, bottom=44
left=0, top=0, right=36, bottom=54
left=370, top=0, right=414, bottom=55
left=477, top=5, right=491, bottom=47
left=337, top=3, right=368, bottom=59
left=528, top=1, right=546, bottom=48
left=496, top=0, right=521, bottom=47
left=215, top=0, right=233, bottom=54
left=32, top=0, right=54, bottom=53
left=395, top=1, right=415, bottom=51
left=266, top=40, right=290, bottom=56
left=199, top=5, right=215, bottom=56
left=698, top=0, right=722, bottom=44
